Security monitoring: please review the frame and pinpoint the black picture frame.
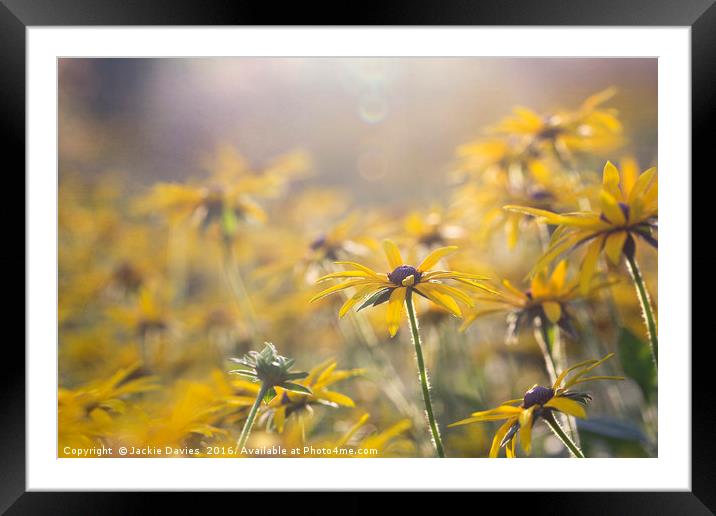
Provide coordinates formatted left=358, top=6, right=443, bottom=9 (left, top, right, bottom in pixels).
left=4, top=0, right=708, bottom=512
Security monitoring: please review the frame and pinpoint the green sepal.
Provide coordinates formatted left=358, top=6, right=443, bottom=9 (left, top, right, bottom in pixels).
left=279, top=383, right=313, bottom=395
left=228, top=370, right=258, bottom=379
left=263, top=387, right=277, bottom=404
left=356, top=287, right=393, bottom=311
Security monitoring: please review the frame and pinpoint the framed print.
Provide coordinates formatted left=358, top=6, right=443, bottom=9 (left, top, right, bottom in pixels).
left=5, top=0, right=709, bottom=511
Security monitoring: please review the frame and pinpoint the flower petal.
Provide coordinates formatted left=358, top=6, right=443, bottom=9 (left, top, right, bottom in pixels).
left=602, top=161, right=623, bottom=200
left=503, top=205, right=565, bottom=226
left=563, top=353, right=616, bottom=389
left=334, top=261, right=386, bottom=280
left=545, top=396, right=587, bottom=418
left=519, top=407, right=536, bottom=455
left=579, top=236, right=604, bottom=295
left=319, top=390, right=356, bottom=407
left=552, top=358, right=599, bottom=390
left=549, top=260, right=568, bottom=291
left=490, top=418, right=517, bottom=458
left=417, top=246, right=458, bottom=271
left=427, top=282, right=475, bottom=307
left=386, top=287, right=406, bottom=337
left=502, top=279, right=527, bottom=299
left=449, top=413, right=515, bottom=427
left=568, top=375, right=625, bottom=387
left=338, top=286, right=380, bottom=318
left=316, top=270, right=377, bottom=282
left=604, top=231, right=628, bottom=265
left=470, top=405, right=523, bottom=419
left=620, top=157, right=640, bottom=197
left=423, top=270, right=490, bottom=281
left=628, top=167, right=657, bottom=205
left=273, top=407, right=287, bottom=433
left=505, top=436, right=517, bottom=458
left=543, top=301, right=562, bottom=324
left=382, top=239, right=404, bottom=269
left=310, top=279, right=376, bottom=303
left=600, top=190, right=626, bottom=225
left=505, top=213, right=520, bottom=250
left=415, top=283, right=462, bottom=317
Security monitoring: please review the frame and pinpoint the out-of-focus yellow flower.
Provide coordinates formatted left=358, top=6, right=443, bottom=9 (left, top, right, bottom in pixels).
left=331, top=413, right=413, bottom=457
left=455, top=136, right=552, bottom=184
left=58, top=362, right=159, bottom=453
left=505, top=161, right=657, bottom=293
left=450, top=354, right=623, bottom=457
left=303, top=213, right=377, bottom=268
left=283, top=413, right=414, bottom=457
left=203, top=143, right=311, bottom=199
left=253, top=212, right=378, bottom=294
left=454, top=168, right=587, bottom=249
left=311, top=239, right=495, bottom=337
left=137, top=181, right=267, bottom=239
left=403, top=206, right=466, bottom=249
left=138, top=372, right=236, bottom=448
left=490, top=88, right=624, bottom=158
left=266, top=359, right=365, bottom=433
left=107, top=285, right=172, bottom=339
left=136, top=145, right=309, bottom=241
left=461, top=260, right=616, bottom=339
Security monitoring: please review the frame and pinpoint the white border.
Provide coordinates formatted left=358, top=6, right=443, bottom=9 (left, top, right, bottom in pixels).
left=28, top=27, right=691, bottom=491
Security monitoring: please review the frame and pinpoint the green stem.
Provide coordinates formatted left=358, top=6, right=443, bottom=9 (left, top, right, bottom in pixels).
left=537, top=321, right=580, bottom=445
left=221, top=242, right=260, bottom=338
left=544, top=412, right=585, bottom=458
left=323, top=265, right=427, bottom=438
left=625, top=253, right=658, bottom=366
left=534, top=322, right=558, bottom=385
left=405, top=290, right=445, bottom=458
left=236, top=383, right=268, bottom=452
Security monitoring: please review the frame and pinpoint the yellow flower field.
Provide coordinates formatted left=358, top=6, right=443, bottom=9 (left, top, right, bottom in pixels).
left=58, top=58, right=657, bottom=458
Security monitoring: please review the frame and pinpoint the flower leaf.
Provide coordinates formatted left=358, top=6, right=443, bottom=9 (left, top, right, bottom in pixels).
left=617, top=328, right=657, bottom=402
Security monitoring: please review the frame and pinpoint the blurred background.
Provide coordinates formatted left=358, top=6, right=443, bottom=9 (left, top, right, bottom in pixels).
left=58, top=58, right=657, bottom=459
left=60, top=58, right=657, bottom=202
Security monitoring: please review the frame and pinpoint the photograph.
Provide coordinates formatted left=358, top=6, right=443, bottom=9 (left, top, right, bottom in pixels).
left=57, top=56, right=659, bottom=460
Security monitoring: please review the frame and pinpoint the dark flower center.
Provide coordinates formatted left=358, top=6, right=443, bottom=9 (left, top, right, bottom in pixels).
left=388, top=265, right=422, bottom=286
left=309, top=234, right=327, bottom=251
left=528, top=188, right=553, bottom=202
left=522, top=385, right=555, bottom=408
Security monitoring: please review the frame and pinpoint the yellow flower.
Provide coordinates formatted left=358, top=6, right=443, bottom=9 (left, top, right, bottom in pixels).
left=403, top=206, right=466, bottom=249
left=310, top=239, right=494, bottom=337
left=490, top=88, right=624, bottom=157
left=453, top=169, right=588, bottom=250
left=106, top=285, right=172, bottom=338
left=266, top=359, right=365, bottom=433
left=455, top=136, right=553, bottom=185
left=505, top=161, right=657, bottom=293
left=252, top=211, right=378, bottom=295
left=305, top=212, right=377, bottom=264
left=449, top=353, right=623, bottom=457
left=323, top=413, right=414, bottom=457
left=461, top=260, right=616, bottom=338
left=134, top=145, right=309, bottom=241
left=202, top=143, right=311, bottom=199
left=137, top=181, right=267, bottom=240
left=59, top=363, right=159, bottom=453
